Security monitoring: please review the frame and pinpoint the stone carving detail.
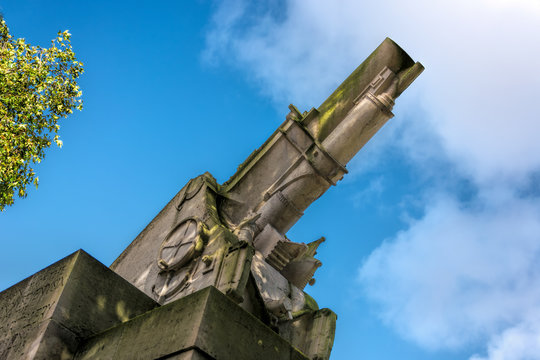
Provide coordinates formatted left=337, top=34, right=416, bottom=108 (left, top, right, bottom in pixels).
left=152, top=217, right=207, bottom=302
left=111, top=38, right=424, bottom=360
left=176, top=177, right=204, bottom=212
left=0, top=261, right=68, bottom=358
left=158, top=217, right=206, bottom=271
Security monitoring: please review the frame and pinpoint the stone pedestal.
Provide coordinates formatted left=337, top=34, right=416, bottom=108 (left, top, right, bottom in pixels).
left=0, top=250, right=157, bottom=360
left=0, top=250, right=308, bottom=360
left=76, top=286, right=308, bottom=360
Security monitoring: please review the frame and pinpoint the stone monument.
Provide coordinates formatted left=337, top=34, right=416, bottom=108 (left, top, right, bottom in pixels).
left=0, top=38, right=422, bottom=359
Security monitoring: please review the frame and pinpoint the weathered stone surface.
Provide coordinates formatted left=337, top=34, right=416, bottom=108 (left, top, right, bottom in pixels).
left=106, top=38, right=423, bottom=360
left=161, top=349, right=213, bottom=360
left=278, top=308, right=337, bottom=359
left=312, top=37, right=422, bottom=141
left=0, top=38, right=423, bottom=360
left=75, top=286, right=309, bottom=360
left=110, top=176, right=200, bottom=291
left=109, top=174, right=249, bottom=305
left=220, top=38, right=423, bottom=230
left=0, top=254, right=73, bottom=359
left=0, top=250, right=157, bottom=359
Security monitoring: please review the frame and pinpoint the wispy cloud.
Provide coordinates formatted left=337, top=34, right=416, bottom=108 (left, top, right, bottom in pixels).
left=204, top=1, right=540, bottom=358
left=352, top=177, right=384, bottom=207
left=471, top=320, right=540, bottom=360
left=359, top=191, right=540, bottom=351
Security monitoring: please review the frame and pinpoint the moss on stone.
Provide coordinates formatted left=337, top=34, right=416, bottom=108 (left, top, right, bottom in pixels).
left=303, top=292, right=319, bottom=312
left=316, top=37, right=415, bottom=142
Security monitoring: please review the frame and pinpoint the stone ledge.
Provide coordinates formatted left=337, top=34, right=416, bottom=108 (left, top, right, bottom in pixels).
left=0, top=250, right=157, bottom=359
left=75, top=286, right=309, bottom=360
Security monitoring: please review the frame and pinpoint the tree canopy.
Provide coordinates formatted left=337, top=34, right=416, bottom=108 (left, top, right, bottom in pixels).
left=0, top=18, right=83, bottom=211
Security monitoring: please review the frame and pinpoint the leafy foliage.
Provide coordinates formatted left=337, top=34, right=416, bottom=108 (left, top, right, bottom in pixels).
left=0, top=18, right=83, bottom=211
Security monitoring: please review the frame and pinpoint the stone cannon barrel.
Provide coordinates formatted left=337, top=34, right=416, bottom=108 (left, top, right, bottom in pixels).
left=220, top=38, right=423, bottom=239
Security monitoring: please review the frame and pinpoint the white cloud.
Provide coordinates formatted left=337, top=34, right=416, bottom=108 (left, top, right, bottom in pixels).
left=471, top=320, right=540, bottom=360
left=204, top=1, right=540, bottom=359
left=359, top=192, right=540, bottom=351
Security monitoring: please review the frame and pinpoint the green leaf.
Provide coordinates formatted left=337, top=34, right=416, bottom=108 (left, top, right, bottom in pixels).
left=0, top=19, right=83, bottom=211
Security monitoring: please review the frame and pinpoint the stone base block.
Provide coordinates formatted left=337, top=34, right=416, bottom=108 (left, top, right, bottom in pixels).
left=0, top=250, right=157, bottom=359
left=75, top=286, right=309, bottom=360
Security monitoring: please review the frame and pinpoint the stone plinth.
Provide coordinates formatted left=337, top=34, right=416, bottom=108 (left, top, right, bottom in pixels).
left=75, top=286, right=309, bottom=360
left=0, top=250, right=157, bottom=359
left=1, top=250, right=308, bottom=360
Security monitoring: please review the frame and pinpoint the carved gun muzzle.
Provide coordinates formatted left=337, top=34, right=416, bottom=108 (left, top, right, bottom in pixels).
left=220, top=38, right=423, bottom=256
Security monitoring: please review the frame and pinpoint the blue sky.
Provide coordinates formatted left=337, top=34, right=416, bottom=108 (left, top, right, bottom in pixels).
left=1, top=1, right=540, bottom=359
